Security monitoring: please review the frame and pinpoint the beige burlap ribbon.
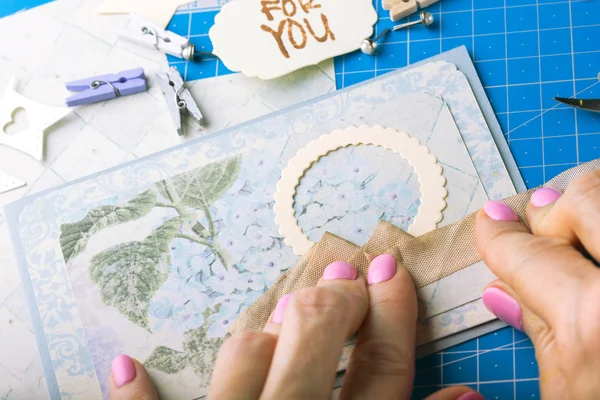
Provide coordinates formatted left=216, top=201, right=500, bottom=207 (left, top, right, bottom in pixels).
left=230, top=159, right=600, bottom=337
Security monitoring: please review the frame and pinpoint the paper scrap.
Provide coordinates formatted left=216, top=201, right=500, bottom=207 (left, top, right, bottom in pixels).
left=96, top=0, right=194, bottom=28
left=0, top=77, right=71, bottom=161
left=0, top=169, right=25, bottom=194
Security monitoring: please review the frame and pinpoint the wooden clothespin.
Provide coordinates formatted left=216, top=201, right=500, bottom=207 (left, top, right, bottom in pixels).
left=384, top=0, right=439, bottom=22
left=65, top=68, right=147, bottom=107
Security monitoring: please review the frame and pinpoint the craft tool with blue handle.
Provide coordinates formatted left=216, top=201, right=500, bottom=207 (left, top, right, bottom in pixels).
left=65, top=68, right=147, bottom=107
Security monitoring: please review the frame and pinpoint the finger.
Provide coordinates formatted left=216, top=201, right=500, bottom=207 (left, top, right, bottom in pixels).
left=477, top=201, right=597, bottom=327
left=424, top=386, right=484, bottom=400
left=209, top=331, right=277, bottom=399
left=109, top=355, right=159, bottom=400
left=528, top=171, right=600, bottom=262
left=262, top=293, right=291, bottom=336
left=482, top=279, right=550, bottom=344
left=260, top=261, right=369, bottom=399
left=340, top=254, right=417, bottom=400
left=527, top=187, right=565, bottom=237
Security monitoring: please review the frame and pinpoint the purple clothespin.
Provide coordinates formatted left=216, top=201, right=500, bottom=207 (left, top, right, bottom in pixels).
left=65, top=68, right=147, bottom=107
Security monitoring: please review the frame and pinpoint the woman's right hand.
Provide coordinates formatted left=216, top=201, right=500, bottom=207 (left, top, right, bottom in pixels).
left=476, top=171, right=600, bottom=399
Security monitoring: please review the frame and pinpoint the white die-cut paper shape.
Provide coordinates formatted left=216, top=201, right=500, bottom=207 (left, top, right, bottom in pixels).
left=209, top=0, right=378, bottom=79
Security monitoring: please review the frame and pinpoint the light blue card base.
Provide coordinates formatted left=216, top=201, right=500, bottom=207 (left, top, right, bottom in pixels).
left=5, top=46, right=523, bottom=399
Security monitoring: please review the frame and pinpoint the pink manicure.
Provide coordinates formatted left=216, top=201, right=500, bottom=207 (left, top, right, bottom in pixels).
left=483, top=200, right=519, bottom=222
left=368, top=254, right=397, bottom=285
left=530, top=187, right=561, bottom=208
left=322, top=261, right=358, bottom=281
left=273, top=293, right=291, bottom=323
left=457, top=392, right=485, bottom=400
left=112, top=354, right=136, bottom=388
left=482, top=287, right=523, bottom=331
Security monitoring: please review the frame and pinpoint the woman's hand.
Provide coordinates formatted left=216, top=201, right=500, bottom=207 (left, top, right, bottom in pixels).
left=207, top=255, right=480, bottom=400
left=477, top=171, right=600, bottom=400
left=108, top=255, right=483, bottom=399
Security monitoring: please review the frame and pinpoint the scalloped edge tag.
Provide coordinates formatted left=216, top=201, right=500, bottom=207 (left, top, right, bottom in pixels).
left=274, top=125, right=448, bottom=255
left=209, top=0, right=377, bottom=79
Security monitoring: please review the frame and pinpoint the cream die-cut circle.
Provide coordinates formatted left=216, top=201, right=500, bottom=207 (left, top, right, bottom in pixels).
left=274, top=125, right=448, bottom=255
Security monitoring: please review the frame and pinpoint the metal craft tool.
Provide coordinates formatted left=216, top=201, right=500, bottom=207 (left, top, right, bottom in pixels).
left=156, top=67, right=204, bottom=136
left=554, top=97, right=600, bottom=113
left=554, top=73, right=600, bottom=113
left=65, top=68, right=147, bottom=107
left=393, top=11, right=434, bottom=31
left=361, top=11, right=433, bottom=55
left=120, top=14, right=217, bottom=61
left=361, top=28, right=391, bottom=55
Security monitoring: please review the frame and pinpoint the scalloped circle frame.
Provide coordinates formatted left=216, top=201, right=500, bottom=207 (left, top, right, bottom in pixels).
left=274, top=125, right=448, bottom=255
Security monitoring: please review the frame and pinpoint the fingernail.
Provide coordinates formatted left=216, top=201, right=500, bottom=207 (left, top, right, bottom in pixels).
left=457, top=392, right=485, bottom=400
left=482, top=287, right=523, bottom=331
left=323, top=261, right=358, bottom=281
left=112, top=354, right=136, bottom=388
left=368, top=254, right=397, bottom=285
left=273, top=293, right=292, bottom=324
left=530, top=187, right=561, bottom=208
left=483, top=200, right=519, bottom=222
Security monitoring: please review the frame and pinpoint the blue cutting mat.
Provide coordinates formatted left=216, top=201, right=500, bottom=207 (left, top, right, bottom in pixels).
left=170, top=1, right=599, bottom=399
left=0, top=0, right=52, bottom=18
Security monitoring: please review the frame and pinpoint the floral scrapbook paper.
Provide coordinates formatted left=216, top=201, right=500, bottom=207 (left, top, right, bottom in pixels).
left=8, top=59, right=516, bottom=399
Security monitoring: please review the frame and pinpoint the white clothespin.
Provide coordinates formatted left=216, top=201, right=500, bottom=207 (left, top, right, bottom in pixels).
left=156, top=67, right=204, bottom=136
left=120, top=14, right=214, bottom=61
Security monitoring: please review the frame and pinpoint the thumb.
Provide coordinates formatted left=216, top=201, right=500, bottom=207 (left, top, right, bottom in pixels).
left=110, top=354, right=159, bottom=400
left=424, top=386, right=484, bottom=400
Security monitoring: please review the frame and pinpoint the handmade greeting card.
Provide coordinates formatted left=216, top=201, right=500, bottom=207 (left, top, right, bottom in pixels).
left=6, top=48, right=522, bottom=399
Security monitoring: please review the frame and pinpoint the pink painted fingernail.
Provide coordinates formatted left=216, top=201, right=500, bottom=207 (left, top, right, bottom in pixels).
left=483, top=200, right=519, bottom=222
left=482, top=287, right=523, bottom=331
left=112, top=354, right=136, bottom=388
left=457, top=392, right=485, bottom=400
left=323, top=261, right=358, bottom=281
left=368, top=254, right=397, bottom=285
left=273, top=293, right=291, bottom=324
left=530, top=187, right=561, bottom=208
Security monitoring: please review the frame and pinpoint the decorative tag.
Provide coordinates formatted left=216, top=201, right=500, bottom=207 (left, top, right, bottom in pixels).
left=209, top=0, right=378, bottom=79
left=274, top=125, right=447, bottom=255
